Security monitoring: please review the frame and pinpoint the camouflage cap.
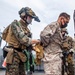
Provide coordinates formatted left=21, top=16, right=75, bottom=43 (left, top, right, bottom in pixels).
left=61, top=28, right=68, bottom=34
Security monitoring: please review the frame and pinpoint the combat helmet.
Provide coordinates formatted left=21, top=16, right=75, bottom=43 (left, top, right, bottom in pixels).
left=61, top=28, right=68, bottom=34
left=19, top=7, right=40, bottom=22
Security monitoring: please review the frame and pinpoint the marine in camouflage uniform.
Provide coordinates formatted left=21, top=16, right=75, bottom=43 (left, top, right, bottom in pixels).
left=67, top=51, right=74, bottom=75
left=2, top=7, right=40, bottom=75
left=61, top=28, right=75, bottom=75
left=40, top=12, right=70, bottom=75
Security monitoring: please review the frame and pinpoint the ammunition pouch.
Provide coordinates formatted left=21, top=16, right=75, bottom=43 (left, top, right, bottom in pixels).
left=3, top=46, right=27, bottom=63
left=2, top=46, right=12, bottom=58
left=3, top=46, right=22, bottom=59
left=3, top=47, right=8, bottom=58
left=17, top=52, right=27, bottom=62
left=12, top=47, right=27, bottom=62
left=61, top=36, right=73, bottom=50
left=61, top=42, right=72, bottom=50
left=13, top=47, right=27, bottom=62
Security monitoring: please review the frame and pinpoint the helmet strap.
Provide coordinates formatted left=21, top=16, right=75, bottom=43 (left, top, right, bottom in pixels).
left=21, top=15, right=28, bottom=24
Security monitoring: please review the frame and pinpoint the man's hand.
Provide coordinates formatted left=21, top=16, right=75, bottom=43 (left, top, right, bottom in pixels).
left=31, top=39, right=40, bottom=44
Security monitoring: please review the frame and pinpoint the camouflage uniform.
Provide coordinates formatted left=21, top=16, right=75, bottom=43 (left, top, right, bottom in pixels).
left=2, top=7, right=40, bottom=75
left=40, top=21, right=63, bottom=75
left=6, top=52, right=25, bottom=75
left=4, top=20, right=32, bottom=75
left=62, top=39, right=74, bottom=75
left=67, top=52, right=74, bottom=75
left=61, top=28, right=75, bottom=75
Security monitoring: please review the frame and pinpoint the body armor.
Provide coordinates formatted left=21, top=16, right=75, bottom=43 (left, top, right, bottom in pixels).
left=61, top=36, right=73, bottom=51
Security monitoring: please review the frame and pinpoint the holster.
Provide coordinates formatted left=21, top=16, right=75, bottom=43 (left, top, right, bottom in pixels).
left=5, top=46, right=27, bottom=64
left=17, top=52, right=27, bottom=62
left=6, top=49, right=14, bottom=64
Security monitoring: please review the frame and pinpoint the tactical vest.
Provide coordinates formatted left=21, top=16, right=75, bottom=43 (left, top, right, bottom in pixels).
left=61, top=36, right=73, bottom=50
left=2, top=20, right=30, bottom=50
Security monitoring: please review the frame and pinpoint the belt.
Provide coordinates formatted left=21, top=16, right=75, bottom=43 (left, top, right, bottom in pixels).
left=13, top=47, right=22, bottom=52
left=7, top=46, right=23, bottom=52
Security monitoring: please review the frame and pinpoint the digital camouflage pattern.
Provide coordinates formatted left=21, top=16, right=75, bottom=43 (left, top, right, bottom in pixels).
left=61, top=28, right=68, bottom=34
left=6, top=52, right=25, bottom=75
left=61, top=36, right=75, bottom=51
left=67, top=52, right=74, bottom=75
left=2, top=20, right=32, bottom=49
left=2, top=20, right=32, bottom=75
left=40, top=21, right=63, bottom=75
left=61, top=28, right=75, bottom=75
left=61, top=28, right=75, bottom=51
left=10, top=20, right=32, bottom=48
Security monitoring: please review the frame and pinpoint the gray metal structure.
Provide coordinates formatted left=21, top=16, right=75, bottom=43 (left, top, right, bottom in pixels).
left=73, top=52, right=75, bottom=75
left=73, top=10, right=75, bottom=75
left=0, top=47, right=4, bottom=68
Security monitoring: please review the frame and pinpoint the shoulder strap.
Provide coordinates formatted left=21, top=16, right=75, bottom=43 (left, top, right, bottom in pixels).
left=2, top=25, right=10, bottom=41
left=17, top=21, right=24, bottom=32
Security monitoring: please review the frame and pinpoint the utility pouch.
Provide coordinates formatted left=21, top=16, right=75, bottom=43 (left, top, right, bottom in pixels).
left=3, top=46, right=8, bottom=58
left=18, top=52, right=27, bottom=62
left=3, top=46, right=13, bottom=58
left=2, top=25, right=10, bottom=41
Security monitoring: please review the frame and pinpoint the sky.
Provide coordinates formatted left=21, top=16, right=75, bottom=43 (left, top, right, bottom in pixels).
left=0, top=0, right=75, bottom=47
